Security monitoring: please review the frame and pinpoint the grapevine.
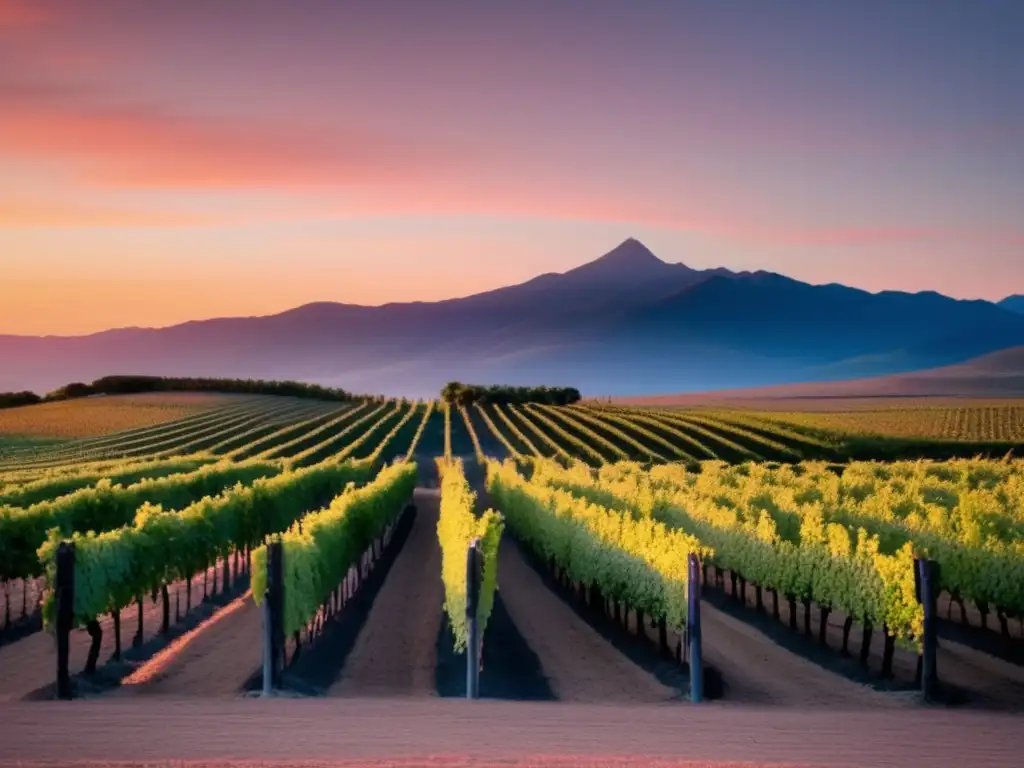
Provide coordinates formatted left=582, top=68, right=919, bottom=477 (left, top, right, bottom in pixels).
left=436, top=458, right=503, bottom=651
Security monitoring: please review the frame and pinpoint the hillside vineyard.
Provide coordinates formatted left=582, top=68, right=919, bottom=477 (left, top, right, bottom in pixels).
left=0, top=393, right=1021, bottom=715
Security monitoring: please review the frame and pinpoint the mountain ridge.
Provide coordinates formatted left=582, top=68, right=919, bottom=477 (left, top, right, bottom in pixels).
left=3, top=238, right=1023, bottom=397
left=999, top=295, right=1024, bottom=314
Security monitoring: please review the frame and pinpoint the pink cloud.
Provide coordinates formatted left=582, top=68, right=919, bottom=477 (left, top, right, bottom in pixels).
left=0, top=74, right=460, bottom=192
left=0, top=0, right=50, bottom=29
left=3, top=74, right=1020, bottom=249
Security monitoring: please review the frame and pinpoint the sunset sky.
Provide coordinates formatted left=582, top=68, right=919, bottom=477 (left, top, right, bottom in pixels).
left=2, top=0, right=1022, bottom=336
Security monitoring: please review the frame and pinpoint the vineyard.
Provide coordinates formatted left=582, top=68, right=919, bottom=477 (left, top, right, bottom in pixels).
left=741, top=402, right=1024, bottom=443
left=0, top=392, right=1021, bottom=726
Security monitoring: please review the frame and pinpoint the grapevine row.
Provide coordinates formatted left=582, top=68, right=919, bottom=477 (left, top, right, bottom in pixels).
left=572, top=405, right=691, bottom=462
left=286, top=403, right=390, bottom=467
left=405, top=400, right=436, bottom=457
left=39, top=457, right=380, bottom=628
left=534, top=405, right=626, bottom=462
left=552, top=405, right=663, bottom=462
left=261, top=403, right=369, bottom=460
left=532, top=459, right=926, bottom=650
left=1, top=459, right=283, bottom=583
left=225, top=405, right=349, bottom=460
left=437, top=458, right=503, bottom=651
left=207, top=401, right=338, bottom=455
left=252, top=461, right=417, bottom=638
left=361, top=402, right=422, bottom=464
left=459, top=407, right=486, bottom=461
left=508, top=405, right=572, bottom=460
left=473, top=403, right=521, bottom=458
left=486, top=458, right=706, bottom=629
left=444, top=403, right=453, bottom=459
left=0, top=455, right=213, bottom=508
left=490, top=404, right=544, bottom=458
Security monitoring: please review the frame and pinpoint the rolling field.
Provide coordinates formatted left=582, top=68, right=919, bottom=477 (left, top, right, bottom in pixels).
left=0, top=392, right=232, bottom=441
left=0, top=394, right=1020, bottom=767
left=736, top=402, right=1024, bottom=442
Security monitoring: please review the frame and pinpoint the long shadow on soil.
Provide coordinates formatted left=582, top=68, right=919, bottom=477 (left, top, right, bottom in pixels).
left=436, top=591, right=554, bottom=701
left=937, top=617, right=1024, bottom=668
left=701, top=585, right=903, bottom=691
left=244, top=505, right=417, bottom=695
left=513, top=538, right=721, bottom=701
left=699, top=581, right=977, bottom=706
left=0, top=611, right=42, bottom=648
left=24, top=572, right=252, bottom=700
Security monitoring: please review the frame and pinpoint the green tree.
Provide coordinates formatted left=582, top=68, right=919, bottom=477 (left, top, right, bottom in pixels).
left=441, top=381, right=465, bottom=405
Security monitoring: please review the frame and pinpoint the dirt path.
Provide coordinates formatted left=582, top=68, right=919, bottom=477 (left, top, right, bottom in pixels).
left=329, top=488, right=444, bottom=697
left=496, top=538, right=676, bottom=703
left=0, top=560, right=238, bottom=701
left=919, top=636, right=1024, bottom=709
left=112, top=591, right=262, bottom=697
left=0, top=698, right=1017, bottom=768
left=710, top=570, right=1024, bottom=710
left=697, top=599, right=903, bottom=708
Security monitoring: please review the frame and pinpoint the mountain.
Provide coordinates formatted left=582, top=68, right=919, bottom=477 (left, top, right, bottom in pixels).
left=999, top=295, right=1024, bottom=314
left=3, top=239, right=1024, bottom=397
left=618, top=346, right=1024, bottom=405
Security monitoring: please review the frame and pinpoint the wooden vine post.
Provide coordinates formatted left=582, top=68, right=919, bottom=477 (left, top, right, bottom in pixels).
left=465, top=537, right=482, bottom=700
left=55, top=541, right=75, bottom=700
left=687, top=552, right=703, bottom=703
left=914, top=557, right=940, bottom=700
left=262, top=541, right=284, bottom=696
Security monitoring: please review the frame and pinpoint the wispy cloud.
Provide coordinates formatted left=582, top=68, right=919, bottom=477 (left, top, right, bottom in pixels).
left=0, top=197, right=222, bottom=228
left=0, top=73, right=460, bottom=193
left=262, top=190, right=1024, bottom=250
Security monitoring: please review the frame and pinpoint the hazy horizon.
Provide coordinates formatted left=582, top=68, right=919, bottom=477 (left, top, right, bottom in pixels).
left=3, top=0, right=1023, bottom=335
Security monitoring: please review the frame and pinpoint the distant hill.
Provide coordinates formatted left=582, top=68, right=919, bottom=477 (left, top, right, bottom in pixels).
left=617, top=347, right=1024, bottom=406
left=3, top=239, right=1024, bottom=397
left=999, top=295, right=1024, bottom=314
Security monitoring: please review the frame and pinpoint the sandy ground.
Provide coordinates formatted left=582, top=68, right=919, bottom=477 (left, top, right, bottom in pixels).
left=0, top=559, right=239, bottom=701
left=112, top=590, right=262, bottom=697
left=709, top=568, right=1024, bottom=710
left=496, top=538, right=676, bottom=704
left=695, top=601, right=899, bottom=708
left=0, top=698, right=1018, bottom=768
left=330, top=490, right=445, bottom=697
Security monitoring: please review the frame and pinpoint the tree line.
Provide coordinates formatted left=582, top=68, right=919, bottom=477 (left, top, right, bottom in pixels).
left=440, top=382, right=581, bottom=407
left=0, top=392, right=42, bottom=410
left=0, top=375, right=363, bottom=411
